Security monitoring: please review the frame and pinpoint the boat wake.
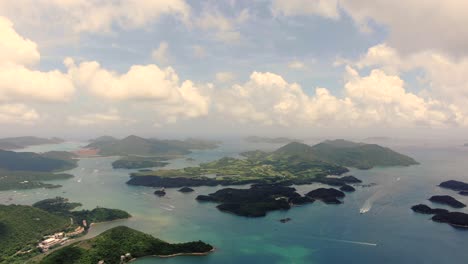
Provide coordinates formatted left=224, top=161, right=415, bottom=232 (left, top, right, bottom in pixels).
left=303, top=235, right=378, bottom=247
left=160, top=206, right=173, bottom=211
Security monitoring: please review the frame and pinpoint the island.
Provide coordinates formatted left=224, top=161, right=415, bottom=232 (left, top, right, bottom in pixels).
left=196, top=183, right=314, bottom=217
left=112, top=156, right=170, bottom=169
left=306, top=188, right=345, bottom=204
left=40, top=226, right=214, bottom=264
left=429, top=195, right=466, bottom=208
left=411, top=204, right=468, bottom=228
left=0, top=197, right=131, bottom=263
left=0, top=136, right=64, bottom=150
left=439, top=180, right=468, bottom=191
left=85, top=135, right=220, bottom=157
left=154, top=189, right=166, bottom=197
left=127, top=140, right=415, bottom=189
left=0, top=150, right=78, bottom=191
left=339, top=185, right=355, bottom=192
left=178, top=187, right=194, bottom=193
left=411, top=204, right=448, bottom=215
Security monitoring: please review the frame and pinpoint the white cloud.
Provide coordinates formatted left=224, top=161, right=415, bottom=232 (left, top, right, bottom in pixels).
left=215, top=70, right=463, bottom=128
left=0, top=0, right=191, bottom=34
left=353, top=43, right=468, bottom=106
left=151, top=41, right=170, bottom=64
left=0, top=16, right=74, bottom=102
left=196, top=8, right=249, bottom=43
left=67, top=109, right=123, bottom=126
left=0, top=17, right=40, bottom=66
left=338, top=0, right=468, bottom=55
left=215, top=72, right=235, bottom=83
left=0, top=104, right=40, bottom=125
left=66, top=58, right=211, bottom=123
left=272, top=0, right=340, bottom=19
left=271, top=1, right=468, bottom=56
left=287, top=60, right=305, bottom=70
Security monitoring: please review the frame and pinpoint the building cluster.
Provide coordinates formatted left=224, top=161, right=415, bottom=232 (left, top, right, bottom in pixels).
left=38, top=223, right=87, bottom=252
left=38, top=232, right=68, bottom=252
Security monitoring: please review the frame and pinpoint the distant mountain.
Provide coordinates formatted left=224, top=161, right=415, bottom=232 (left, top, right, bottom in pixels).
left=269, top=141, right=320, bottom=161
left=244, top=136, right=301, bottom=144
left=88, top=135, right=118, bottom=143
left=0, top=136, right=64, bottom=150
left=270, top=139, right=418, bottom=169
left=86, top=135, right=219, bottom=156
left=0, top=150, right=77, bottom=172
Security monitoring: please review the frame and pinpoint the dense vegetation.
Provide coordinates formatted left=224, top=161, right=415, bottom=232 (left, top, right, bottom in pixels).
left=196, top=184, right=314, bottom=217
left=112, top=156, right=169, bottom=169
left=40, top=226, right=213, bottom=264
left=0, top=149, right=77, bottom=191
left=412, top=204, right=468, bottom=228
left=0, top=172, right=73, bottom=191
left=32, top=197, right=131, bottom=224
left=127, top=140, right=416, bottom=189
left=0, top=150, right=77, bottom=172
left=308, top=139, right=418, bottom=169
left=0, top=204, right=70, bottom=264
left=0, top=137, right=63, bottom=150
left=429, top=195, right=466, bottom=208
left=86, top=135, right=219, bottom=156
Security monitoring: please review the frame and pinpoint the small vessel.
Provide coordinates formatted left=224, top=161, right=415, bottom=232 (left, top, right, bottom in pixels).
left=360, top=208, right=369, bottom=214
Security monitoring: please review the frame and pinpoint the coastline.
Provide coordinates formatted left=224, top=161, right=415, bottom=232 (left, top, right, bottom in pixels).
left=129, top=248, right=215, bottom=262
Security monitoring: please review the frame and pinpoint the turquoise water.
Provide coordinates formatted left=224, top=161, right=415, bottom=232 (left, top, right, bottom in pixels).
left=1, top=142, right=468, bottom=263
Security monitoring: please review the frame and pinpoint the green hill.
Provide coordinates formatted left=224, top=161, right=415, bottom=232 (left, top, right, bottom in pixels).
left=272, top=140, right=418, bottom=169
left=310, top=139, right=418, bottom=169
left=0, top=137, right=63, bottom=150
left=0, top=150, right=76, bottom=172
left=40, top=226, right=213, bottom=264
left=86, top=135, right=219, bottom=157
left=0, top=204, right=70, bottom=263
left=0, top=150, right=77, bottom=191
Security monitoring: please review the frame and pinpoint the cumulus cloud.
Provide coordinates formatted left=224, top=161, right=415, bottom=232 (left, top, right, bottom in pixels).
left=0, top=104, right=40, bottom=125
left=0, top=16, right=74, bottom=102
left=151, top=41, right=170, bottom=64
left=0, top=0, right=191, bottom=34
left=66, top=58, right=211, bottom=123
left=271, top=1, right=468, bottom=56
left=338, top=0, right=468, bottom=56
left=215, top=70, right=462, bottom=128
left=352, top=43, right=468, bottom=106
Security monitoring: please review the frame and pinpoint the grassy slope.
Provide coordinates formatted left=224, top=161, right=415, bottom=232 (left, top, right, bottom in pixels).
left=0, top=205, right=70, bottom=264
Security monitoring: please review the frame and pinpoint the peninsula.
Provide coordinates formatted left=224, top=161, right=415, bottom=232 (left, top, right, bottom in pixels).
left=40, top=226, right=214, bottom=264
left=85, top=135, right=220, bottom=157
left=0, top=150, right=78, bottom=191
left=0, top=136, right=64, bottom=150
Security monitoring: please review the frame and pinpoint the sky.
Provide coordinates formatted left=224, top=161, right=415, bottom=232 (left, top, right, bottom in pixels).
left=1, top=0, right=468, bottom=139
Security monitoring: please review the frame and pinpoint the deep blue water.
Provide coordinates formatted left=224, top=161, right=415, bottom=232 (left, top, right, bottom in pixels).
left=1, top=141, right=468, bottom=263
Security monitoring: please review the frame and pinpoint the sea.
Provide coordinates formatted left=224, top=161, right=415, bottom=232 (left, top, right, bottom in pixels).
left=1, top=139, right=468, bottom=264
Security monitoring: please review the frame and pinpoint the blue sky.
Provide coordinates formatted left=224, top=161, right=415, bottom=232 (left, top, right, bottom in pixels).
left=1, top=1, right=468, bottom=139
